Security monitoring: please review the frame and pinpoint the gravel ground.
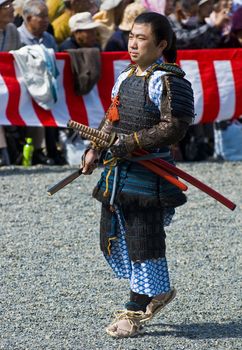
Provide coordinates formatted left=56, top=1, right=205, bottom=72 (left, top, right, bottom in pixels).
left=0, top=161, right=241, bottom=350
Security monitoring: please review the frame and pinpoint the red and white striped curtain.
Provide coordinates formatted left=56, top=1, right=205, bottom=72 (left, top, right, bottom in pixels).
left=0, top=49, right=242, bottom=128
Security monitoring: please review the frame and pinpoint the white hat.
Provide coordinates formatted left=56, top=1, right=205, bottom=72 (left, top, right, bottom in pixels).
left=100, top=0, right=122, bottom=11
left=69, top=12, right=100, bottom=31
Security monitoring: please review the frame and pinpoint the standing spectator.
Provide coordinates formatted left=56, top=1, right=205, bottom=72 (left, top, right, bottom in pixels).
left=105, top=2, right=146, bottom=51
left=59, top=11, right=101, bottom=50
left=18, top=0, right=61, bottom=165
left=0, top=0, right=22, bottom=166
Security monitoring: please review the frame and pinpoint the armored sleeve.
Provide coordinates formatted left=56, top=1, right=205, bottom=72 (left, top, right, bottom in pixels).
left=123, top=74, right=195, bottom=153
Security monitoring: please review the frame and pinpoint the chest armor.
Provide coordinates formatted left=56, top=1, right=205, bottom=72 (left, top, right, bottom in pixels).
left=112, top=73, right=161, bottom=134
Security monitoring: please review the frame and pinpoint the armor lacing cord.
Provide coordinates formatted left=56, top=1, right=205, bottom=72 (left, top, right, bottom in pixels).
left=103, top=157, right=118, bottom=198
left=107, top=236, right=117, bottom=255
left=133, top=132, right=142, bottom=149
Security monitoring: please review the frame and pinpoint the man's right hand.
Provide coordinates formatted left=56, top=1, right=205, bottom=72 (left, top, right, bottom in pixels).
left=81, top=149, right=99, bottom=175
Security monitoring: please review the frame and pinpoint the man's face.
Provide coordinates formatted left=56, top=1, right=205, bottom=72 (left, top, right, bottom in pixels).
left=0, top=0, right=14, bottom=28
left=26, top=5, right=49, bottom=37
left=128, top=23, right=166, bottom=69
left=73, top=29, right=97, bottom=47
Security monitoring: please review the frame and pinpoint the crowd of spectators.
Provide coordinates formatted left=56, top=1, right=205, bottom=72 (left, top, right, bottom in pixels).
left=0, top=0, right=242, bottom=166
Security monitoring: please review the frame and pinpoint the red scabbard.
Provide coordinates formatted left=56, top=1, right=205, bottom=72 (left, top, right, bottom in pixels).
left=134, top=150, right=236, bottom=211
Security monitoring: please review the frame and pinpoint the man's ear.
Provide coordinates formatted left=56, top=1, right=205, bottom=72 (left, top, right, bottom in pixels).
left=158, top=40, right=168, bottom=51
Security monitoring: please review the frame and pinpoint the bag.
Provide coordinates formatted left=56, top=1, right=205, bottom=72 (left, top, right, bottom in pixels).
left=11, top=45, right=59, bottom=110
left=67, top=48, right=101, bottom=95
left=214, top=120, right=242, bottom=161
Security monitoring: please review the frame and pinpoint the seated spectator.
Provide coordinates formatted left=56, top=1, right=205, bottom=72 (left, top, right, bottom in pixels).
left=13, top=0, right=55, bottom=35
left=18, top=0, right=58, bottom=49
left=18, top=0, right=64, bottom=165
left=0, top=0, right=22, bottom=166
left=52, top=0, right=99, bottom=45
left=105, top=2, right=146, bottom=51
left=93, top=0, right=133, bottom=50
left=59, top=12, right=101, bottom=51
left=168, top=0, right=229, bottom=49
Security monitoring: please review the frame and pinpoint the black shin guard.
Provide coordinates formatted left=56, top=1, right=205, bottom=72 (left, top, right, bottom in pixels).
left=125, top=291, right=153, bottom=312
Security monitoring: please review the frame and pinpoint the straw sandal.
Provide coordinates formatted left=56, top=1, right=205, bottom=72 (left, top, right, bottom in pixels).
left=141, top=287, right=177, bottom=323
left=106, top=310, right=145, bottom=338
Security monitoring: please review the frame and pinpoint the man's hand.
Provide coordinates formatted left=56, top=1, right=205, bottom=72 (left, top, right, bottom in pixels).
left=81, top=149, right=99, bottom=175
left=207, top=9, right=230, bottom=29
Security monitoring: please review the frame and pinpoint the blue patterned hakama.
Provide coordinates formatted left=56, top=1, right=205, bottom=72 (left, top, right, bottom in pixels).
left=104, top=208, right=173, bottom=297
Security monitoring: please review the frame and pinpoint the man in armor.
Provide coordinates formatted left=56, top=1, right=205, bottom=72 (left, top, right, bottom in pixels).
left=82, top=12, right=194, bottom=338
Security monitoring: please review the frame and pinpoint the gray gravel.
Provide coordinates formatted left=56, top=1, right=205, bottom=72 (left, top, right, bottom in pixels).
left=0, top=161, right=241, bottom=350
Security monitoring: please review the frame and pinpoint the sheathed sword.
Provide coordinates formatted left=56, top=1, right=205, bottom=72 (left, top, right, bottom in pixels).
left=47, top=169, right=82, bottom=196
left=66, top=121, right=188, bottom=191
left=48, top=119, right=236, bottom=211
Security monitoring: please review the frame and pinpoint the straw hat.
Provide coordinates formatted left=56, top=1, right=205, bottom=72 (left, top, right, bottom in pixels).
left=119, top=2, right=146, bottom=31
left=100, top=0, right=122, bottom=11
left=69, top=12, right=100, bottom=31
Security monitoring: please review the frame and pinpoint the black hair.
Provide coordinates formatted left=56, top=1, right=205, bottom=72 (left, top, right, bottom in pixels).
left=180, top=0, right=197, bottom=12
left=133, top=12, right=177, bottom=63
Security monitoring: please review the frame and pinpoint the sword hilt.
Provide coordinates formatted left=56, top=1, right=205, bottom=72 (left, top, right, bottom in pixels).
left=67, top=119, right=116, bottom=149
left=67, top=120, right=110, bottom=141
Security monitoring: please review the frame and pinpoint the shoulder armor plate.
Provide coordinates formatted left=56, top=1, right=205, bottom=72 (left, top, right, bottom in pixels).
left=161, top=74, right=195, bottom=124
